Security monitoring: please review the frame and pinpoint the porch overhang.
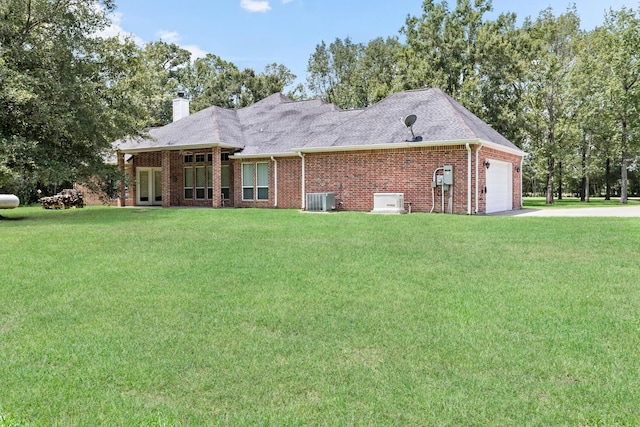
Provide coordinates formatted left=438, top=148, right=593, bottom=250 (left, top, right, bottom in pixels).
left=116, top=142, right=242, bottom=154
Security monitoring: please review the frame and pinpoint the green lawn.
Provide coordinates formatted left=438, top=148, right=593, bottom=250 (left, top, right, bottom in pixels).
left=1, top=207, right=639, bottom=425
left=523, top=196, right=640, bottom=208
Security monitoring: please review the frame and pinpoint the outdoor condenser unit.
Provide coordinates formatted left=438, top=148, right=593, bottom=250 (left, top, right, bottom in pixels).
left=306, top=192, right=336, bottom=212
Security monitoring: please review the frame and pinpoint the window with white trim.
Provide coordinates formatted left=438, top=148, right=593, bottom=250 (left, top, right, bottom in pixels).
left=242, top=163, right=254, bottom=200
left=256, top=162, right=268, bottom=200
left=242, top=162, right=269, bottom=201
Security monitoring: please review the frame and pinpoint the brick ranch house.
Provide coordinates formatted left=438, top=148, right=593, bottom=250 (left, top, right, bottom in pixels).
left=114, top=88, right=525, bottom=214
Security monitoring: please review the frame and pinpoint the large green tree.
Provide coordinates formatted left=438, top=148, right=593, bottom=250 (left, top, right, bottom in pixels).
left=306, top=37, right=401, bottom=109
left=186, top=54, right=296, bottom=112
left=520, top=7, right=581, bottom=204
left=0, top=0, right=147, bottom=198
left=400, top=0, right=492, bottom=97
left=398, top=0, right=526, bottom=144
left=592, top=7, right=640, bottom=204
left=306, top=37, right=362, bottom=109
left=138, top=41, right=192, bottom=127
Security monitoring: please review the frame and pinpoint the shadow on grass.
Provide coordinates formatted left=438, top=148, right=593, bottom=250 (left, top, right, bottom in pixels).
left=0, top=214, right=26, bottom=221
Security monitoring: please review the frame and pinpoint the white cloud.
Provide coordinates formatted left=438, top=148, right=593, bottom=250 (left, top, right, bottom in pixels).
left=241, top=0, right=272, bottom=13
left=96, top=11, right=145, bottom=45
left=155, top=30, right=208, bottom=60
left=96, top=6, right=208, bottom=62
left=156, top=30, right=181, bottom=44
left=182, top=44, right=208, bottom=61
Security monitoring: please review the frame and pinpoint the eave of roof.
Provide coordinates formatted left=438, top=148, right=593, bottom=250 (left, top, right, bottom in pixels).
left=293, top=138, right=526, bottom=156
left=116, top=141, right=241, bottom=154
left=230, top=151, right=301, bottom=159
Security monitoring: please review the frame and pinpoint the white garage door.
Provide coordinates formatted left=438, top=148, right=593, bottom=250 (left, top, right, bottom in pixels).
left=486, top=159, right=512, bottom=214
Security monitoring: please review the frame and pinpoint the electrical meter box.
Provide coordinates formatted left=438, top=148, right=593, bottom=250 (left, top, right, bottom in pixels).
left=443, top=165, right=453, bottom=185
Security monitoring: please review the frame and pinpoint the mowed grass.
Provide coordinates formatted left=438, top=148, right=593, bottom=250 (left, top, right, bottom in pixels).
left=1, top=207, right=639, bottom=425
left=524, top=196, right=640, bottom=208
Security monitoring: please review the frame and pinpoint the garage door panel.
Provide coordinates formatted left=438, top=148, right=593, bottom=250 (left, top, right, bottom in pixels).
left=486, top=160, right=512, bottom=214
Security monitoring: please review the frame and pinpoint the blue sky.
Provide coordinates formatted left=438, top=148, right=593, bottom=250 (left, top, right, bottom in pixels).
left=110, top=0, right=635, bottom=88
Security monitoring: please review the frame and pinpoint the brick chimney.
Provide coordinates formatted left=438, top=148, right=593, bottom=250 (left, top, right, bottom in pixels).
left=172, top=92, right=190, bottom=122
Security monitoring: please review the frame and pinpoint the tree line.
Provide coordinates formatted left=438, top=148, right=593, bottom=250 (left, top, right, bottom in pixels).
left=306, top=1, right=640, bottom=204
left=1, top=0, right=638, bottom=204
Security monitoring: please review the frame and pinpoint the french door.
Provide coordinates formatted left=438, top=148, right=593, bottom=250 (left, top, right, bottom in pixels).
left=137, top=168, right=162, bottom=206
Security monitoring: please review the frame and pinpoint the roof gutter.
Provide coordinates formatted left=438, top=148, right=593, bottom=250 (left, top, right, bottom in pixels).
left=230, top=152, right=299, bottom=160
left=466, top=143, right=472, bottom=215
left=476, top=143, right=482, bottom=214
left=293, top=138, right=526, bottom=157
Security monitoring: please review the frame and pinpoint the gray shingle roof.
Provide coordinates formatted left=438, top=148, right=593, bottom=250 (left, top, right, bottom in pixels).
left=115, top=88, right=523, bottom=156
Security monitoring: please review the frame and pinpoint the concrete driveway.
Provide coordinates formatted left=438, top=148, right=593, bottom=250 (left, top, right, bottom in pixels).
left=501, top=206, right=640, bottom=217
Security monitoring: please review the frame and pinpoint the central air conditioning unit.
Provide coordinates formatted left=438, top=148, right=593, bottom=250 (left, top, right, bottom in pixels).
left=371, top=193, right=405, bottom=214
left=306, top=192, right=336, bottom=212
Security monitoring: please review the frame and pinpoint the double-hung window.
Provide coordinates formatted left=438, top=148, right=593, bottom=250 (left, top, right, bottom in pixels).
left=242, top=162, right=269, bottom=201
left=256, top=163, right=268, bottom=200
left=242, top=163, right=254, bottom=200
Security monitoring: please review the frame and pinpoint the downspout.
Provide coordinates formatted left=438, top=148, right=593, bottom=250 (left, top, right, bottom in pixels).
left=466, top=143, right=472, bottom=215
left=271, top=156, right=278, bottom=208
left=520, top=157, right=524, bottom=209
left=298, top=152, right=305, bottom=210
left=475, top=143, right=483, bottom=214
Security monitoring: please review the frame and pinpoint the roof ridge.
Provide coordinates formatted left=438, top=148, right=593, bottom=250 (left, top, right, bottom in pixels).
left=210, top=106, right=222, bottom=142
left=437, top=89, right=477, bottom=137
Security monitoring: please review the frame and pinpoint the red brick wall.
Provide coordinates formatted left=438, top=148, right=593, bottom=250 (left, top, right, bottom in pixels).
left=231, top=156, right=302, bottom=209
left=303, top=146, right=474, bottom=213
left=133, top=150, right=229, bottom=207
left=129, top=145, right=522, bottom=214
left=477, top=147, right=523, bottom=213
left=276, top=157, right=303, bottom=209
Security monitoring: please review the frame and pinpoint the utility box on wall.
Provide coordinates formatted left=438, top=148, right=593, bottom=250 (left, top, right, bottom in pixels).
left=371, top=193, right=405, bottom=214
left=443, top=165, right=453, bottom=185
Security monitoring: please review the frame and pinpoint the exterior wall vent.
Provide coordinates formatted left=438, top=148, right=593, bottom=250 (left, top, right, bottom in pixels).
left=306, top=192, right=336, bottom=212
left=371, top=193, right=405, bottom=214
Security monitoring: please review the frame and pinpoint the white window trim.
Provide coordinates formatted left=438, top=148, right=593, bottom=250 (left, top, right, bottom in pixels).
left=242, top=163, right=254, bottom=201
left=256, top=162, right=269, bottom=201
left=136, top=167, right=162, bottom=206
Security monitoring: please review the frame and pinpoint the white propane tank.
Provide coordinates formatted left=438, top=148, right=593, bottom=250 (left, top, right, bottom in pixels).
left=0, top=194, right=20, bottom=209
